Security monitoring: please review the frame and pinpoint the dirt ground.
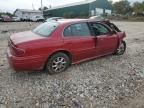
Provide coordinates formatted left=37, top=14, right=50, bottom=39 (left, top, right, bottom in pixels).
left=0, top=21, right=144, bottom=108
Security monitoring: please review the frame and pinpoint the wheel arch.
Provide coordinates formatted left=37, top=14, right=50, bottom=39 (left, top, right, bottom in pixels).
left=43, top=50, right=72, bottom=69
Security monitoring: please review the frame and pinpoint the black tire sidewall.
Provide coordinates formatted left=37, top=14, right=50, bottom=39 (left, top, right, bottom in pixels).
left=115, top=41, right=126, bottom=55
left=46, top=53, right=70, bottom=74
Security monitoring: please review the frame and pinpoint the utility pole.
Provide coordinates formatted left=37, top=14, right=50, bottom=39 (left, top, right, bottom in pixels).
left=32, top=3, right=35, bottom=10
left=41, top=0, right=43, bottom=15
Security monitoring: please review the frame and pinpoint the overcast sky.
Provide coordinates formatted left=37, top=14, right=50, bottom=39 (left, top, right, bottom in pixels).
left=0, top=0, right=143, bottom=13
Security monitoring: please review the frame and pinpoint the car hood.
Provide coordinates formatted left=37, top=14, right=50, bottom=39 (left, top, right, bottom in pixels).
left=10, top=31, right=46, bottom=45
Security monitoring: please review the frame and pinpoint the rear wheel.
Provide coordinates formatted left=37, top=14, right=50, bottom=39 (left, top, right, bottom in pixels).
left=114, top=40, right=126, bottom=55
left=46, top=52, right=70, bottom=74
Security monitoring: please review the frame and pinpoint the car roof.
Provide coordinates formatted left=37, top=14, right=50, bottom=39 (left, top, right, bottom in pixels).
left=46, top=19, right=109, bottom=26
left=57, top=19, right=90, bottom=24
left=58, top=18, right=109, bottom=24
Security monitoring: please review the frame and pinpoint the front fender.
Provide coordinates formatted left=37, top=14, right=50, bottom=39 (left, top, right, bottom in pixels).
left=117, top=31, right=126, bottom=47
left=119, top=32, right=126, bottom=40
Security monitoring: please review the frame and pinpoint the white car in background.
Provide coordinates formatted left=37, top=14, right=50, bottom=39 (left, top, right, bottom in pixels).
left=89, top=16, right=105, bottom=21
left=30, top=16, right=44, bottom=22
left=45, top=17, right=64, bottom=22
left=12, top=17, right=21, bottom=22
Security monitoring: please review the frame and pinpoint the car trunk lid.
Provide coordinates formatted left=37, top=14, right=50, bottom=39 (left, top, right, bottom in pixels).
left=10, top=31, right=45, bottom=45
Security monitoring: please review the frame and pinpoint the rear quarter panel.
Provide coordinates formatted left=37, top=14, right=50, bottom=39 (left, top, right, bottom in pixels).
left=17, top=26, right=65, bottom=69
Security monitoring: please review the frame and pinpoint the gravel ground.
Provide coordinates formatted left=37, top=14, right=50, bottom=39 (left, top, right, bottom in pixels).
left=0, top=21, right=144, bottom=108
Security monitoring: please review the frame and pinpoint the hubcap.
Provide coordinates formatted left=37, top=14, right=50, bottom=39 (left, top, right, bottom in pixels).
left=51, top=57, right=67, bottom=72
left=117, top=43, right=125, bottom=54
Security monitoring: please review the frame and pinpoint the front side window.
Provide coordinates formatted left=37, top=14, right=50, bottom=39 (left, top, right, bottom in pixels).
left=90, top=23, right=110, bottom=36
left=64, top=23, right=91, bottom=37
left=33, top=22, right=59, bottom=37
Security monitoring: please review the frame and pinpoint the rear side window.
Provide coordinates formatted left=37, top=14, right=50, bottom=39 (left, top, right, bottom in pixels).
left=64, top=27, right=72, bottom=36
left=90, top=23, right=110, bottom=36
left=64, top=23, right=91, bottom=37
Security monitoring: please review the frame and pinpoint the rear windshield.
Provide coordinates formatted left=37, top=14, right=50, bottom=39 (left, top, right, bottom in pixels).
left=33, top=22, right=59, bottom=37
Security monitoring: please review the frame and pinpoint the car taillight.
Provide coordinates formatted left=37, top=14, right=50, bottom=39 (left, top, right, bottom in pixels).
left=9, top=39, right=25, bottom=56
left=14, top=48, right=25, bottom=56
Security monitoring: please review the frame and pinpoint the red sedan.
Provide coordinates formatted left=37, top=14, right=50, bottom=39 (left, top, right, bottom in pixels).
left=7, top=19, right=126, bottom=74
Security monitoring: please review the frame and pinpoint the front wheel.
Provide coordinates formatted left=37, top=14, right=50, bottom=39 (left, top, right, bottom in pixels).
left=46, top=52, right=70, bottom=74
left=114, top=40, right=126, bottom=55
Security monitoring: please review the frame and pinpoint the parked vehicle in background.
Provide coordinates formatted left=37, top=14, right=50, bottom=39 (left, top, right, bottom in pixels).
left=7, top=19, right=126, bottom=74
left=45, top=17, right=63, bottom=22
left=1, top=15, right=12, bottom=22
left=21, top=17, right=30, bottom=22
left=12, top=17, right=21, bottom=22
left=30, top=15, right=44, bottom=22
left=0, top=17, right=3, bottom=22
left=90, top=16, right=105, bottom=21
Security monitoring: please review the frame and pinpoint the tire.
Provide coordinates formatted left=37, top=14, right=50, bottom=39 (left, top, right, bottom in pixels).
left=46, top=52, right=70, bottom=74
left=114, top=40, right=126, bottom=55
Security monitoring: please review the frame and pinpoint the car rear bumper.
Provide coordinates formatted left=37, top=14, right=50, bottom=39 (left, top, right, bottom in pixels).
left=7, top=48, right=46, bottom=71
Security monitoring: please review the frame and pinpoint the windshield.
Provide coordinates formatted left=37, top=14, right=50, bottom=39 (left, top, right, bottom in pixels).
left=33, top=22, right=59, bottom=37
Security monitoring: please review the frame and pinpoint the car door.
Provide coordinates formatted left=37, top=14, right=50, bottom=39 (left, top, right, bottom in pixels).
left=89, top=22, right=118, bottom=55
left=63, top=22, right=96, bottom=63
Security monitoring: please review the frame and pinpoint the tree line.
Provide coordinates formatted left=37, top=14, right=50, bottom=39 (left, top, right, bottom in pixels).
left=110, top=0, right=144, bottom=16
